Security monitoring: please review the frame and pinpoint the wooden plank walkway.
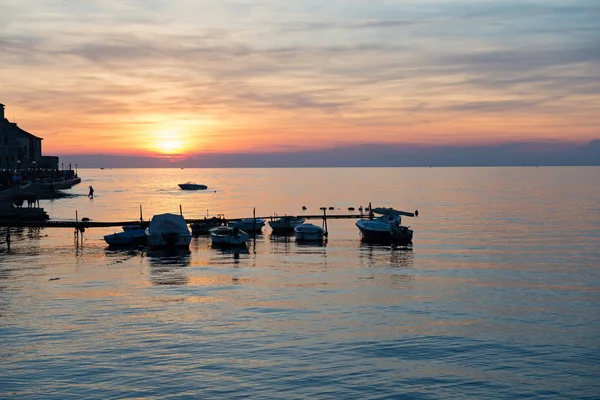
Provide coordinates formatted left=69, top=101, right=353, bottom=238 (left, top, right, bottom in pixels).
left=0, top=214, right=372, bottom=229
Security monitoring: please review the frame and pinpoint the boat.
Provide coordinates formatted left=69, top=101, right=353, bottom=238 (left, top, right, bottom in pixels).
left=268, top=216, right=305, bottom=233
left=103, top=224, right=147, bottom=247
left=190, top=216, right=225, bottom=235
left=145, top=213, right=192, bottom=248
left=228, top=218, right=266, bottom=233
left=294, top=223, right=325, bottom=242
left=209, top=226, right=249, bottom=246
left=178, top=182, right=208, bottom=190
left=356, top=207, right=414, bottom=244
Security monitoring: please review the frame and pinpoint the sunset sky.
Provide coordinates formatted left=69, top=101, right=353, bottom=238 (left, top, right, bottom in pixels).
left=1, top=0, right=599, bottom=159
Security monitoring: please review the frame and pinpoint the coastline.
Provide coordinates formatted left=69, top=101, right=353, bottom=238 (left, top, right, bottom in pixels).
left=0, top=176, right=81, bottom=220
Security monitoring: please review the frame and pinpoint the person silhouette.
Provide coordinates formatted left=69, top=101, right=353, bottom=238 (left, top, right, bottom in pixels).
left=88, top=186, right=94, bottom=198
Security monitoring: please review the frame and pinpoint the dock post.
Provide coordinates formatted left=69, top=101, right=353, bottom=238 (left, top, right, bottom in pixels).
left=180, top=204, right=183, bottom=216
left=74, top=210, right=79, bottom=245
left=253, top=207, right=256, bottom=235
left=5, top=226, right=10, bottom=250
left=74, top=210, right=84, bottom=247
left=322, top=208, right=328, bottom=237
left=139, top=205, right=143, bottom=223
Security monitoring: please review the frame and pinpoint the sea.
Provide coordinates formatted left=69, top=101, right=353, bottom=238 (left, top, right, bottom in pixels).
left=1, top=167, right=599, bottom=399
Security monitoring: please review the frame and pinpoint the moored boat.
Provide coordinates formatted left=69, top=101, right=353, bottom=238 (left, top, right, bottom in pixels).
left=209, top=226, right=249, bottom=246
left=268, top=216, right=305, bottom=234
left=190, top=216, right=225, bottom=235
left=145, top=213, right=192, bottom=248
left=104, top=224, right=147, bottom=247
left=294, top=223, right=325, bottom=242
left=356, top=207, right=414, bottom=244
left=228, top=218, right=266, bottom=233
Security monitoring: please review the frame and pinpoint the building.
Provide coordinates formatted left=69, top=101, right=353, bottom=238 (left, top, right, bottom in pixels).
left=0, top=103, right=51, bottom=170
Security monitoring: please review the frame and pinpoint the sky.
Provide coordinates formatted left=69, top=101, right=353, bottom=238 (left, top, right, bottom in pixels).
left=1, top=0, right=599, bottom=165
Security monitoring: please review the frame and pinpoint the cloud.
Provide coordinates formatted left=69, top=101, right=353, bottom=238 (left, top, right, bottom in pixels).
left=1, top=0, right=599, bottom=154
left=277, top=18, right=415, bottom=33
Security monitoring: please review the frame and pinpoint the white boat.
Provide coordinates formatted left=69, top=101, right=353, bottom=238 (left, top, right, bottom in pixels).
left=104, top=224, right=147, bottom=247
left=209, top=226, right=249, bottom=246
left=228, top=218, right=266, bottom=233
left=178, top=182, right=208, bottom=190
left=294, top=223, right=325, bottom=242
left=268, top=216, right=305, bottom=233
left=145, top=213, right=192, bottom=248
left=356, top=207, right=414, bottom=244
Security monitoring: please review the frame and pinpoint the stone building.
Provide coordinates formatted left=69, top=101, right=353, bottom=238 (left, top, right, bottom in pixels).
left=0, top=103, right=48, bottom=170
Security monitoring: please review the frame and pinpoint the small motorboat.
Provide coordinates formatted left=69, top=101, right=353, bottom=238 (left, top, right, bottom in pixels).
left=209, top=226, right=249, bottom=246
left=356, top=207, right=414, bottom=245
left=294, top=223, right=325, bottom=242
left=268, top=216, right=305, bottom=234
left=228, top=218, right=266, bottom=233
left=145, top=213, right=192, bottom=248
left=178, top=182, right=208, bottom=190
left=104, top=224, right=147, bottom=247
left=190, top=216, right=225, bottom=235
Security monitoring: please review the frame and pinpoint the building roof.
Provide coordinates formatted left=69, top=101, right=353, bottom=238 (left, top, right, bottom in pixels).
left=0, top=119, right=43, bottom=141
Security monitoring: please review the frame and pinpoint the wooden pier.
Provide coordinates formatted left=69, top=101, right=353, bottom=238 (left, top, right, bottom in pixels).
left=0, top=213, right=369, bottom=229
left=0, top=213, right=370, bottom=248
left=0, top=205, right=416, bottom=248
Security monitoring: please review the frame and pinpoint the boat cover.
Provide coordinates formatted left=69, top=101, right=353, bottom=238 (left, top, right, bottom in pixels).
left=148, top=213, right=189, bottom=233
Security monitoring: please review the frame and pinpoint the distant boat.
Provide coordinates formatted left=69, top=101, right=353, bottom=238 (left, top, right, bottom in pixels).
left=145, top=213, right=192, bottom=248
left=228, top=218, right=266, bottom=233
left=294, top=223, right=325, bottom=242
left=356, top=207, right=414, bottom=245
left=178, top=182, right=208, bottom=190
left=104, top=224, right=146, bottom=247
left=268, top=216, right=305, bottom=234
left=209, top=226, right=249, bottom=246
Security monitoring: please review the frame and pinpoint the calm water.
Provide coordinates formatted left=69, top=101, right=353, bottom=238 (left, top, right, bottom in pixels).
left=1, top=167, right=599, bottom=399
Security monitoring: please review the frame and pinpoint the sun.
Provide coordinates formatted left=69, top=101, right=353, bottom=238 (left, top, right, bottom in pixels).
left=158, top=138, right=185, bottom=154
left=142, top=118, right=216, bottom=156
left=147, top=127, right=189, bottom=155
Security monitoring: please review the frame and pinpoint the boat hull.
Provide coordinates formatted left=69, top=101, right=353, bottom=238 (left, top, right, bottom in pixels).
left=146, top=232, right=192, bottom=248
left=356, top=221, right=413, bottom=245
left=178, top=183, right=207, bottom=190
left=210, top=227, right=249, bottom=246
left=104, top=229, right=147, bottom=247
left=268, top=217, right=305, bottom=233
left=210, top=235, right=249, bottom=246
left=294, top=224, right=325, bottom=241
